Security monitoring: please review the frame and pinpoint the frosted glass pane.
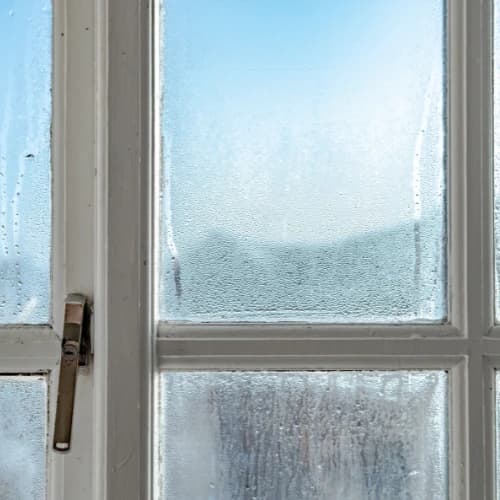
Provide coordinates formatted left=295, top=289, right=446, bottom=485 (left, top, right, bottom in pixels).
left=0, top=376, right=46, bottom=499
left=159, top=0, right=447, bottom=323
left=0, top=1, right=52, bottom=324
left=495, top=1, right=500, bottom=320
left=159, top=371, right=448, bottom=500
left=497, top=372, right=500, bottom=500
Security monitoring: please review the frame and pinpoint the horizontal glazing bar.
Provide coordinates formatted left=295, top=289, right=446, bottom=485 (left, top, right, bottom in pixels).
left=158, top=321, right=461, bottom=339
left=0, top=326, right=59, bottom=371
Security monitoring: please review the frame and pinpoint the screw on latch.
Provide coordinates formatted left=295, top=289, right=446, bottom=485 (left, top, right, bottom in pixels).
left=63, top=343, right=78, bottom=361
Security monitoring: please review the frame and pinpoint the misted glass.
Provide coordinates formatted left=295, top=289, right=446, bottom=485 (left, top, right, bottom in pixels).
left=160, top=371, right=448, bottom=500
left=495, top=1, right=500, bottom=319
left=0, top=1, right=52, bottom=324
left=159, top=0, right=447, bottom=323
left=0, top=376, right=46, bottom=499
left=497, top=372, right=500, bottom=500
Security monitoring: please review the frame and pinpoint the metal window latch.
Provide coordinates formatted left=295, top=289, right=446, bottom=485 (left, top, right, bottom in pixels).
left=53, top=294, right=92, bottom=452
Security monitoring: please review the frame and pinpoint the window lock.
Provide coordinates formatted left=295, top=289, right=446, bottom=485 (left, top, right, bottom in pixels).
left=53, top=294, right=92, bottom=452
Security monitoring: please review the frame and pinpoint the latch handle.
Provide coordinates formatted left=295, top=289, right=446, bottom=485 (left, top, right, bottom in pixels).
left=53, top=294, right=91, bottom=452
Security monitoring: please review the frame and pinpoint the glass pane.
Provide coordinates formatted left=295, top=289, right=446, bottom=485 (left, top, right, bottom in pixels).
left=0, top=376, right=46, bottom=499
left=0, top=1, right=52, bottom=324
left=497, top=372, right=500, bottom=500
left=159, top=371, right=448, bottom=499
left=159, top=0, right=447, bottom=323
left=495, top=1, right=500, bottom=320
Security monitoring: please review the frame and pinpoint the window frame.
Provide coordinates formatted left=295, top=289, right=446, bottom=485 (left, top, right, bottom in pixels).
left=0, top=0, right=99, bottom=498
left=124, top=0, right=496, bottom=499
left=0, top=0, right=498, bottom=499
left=148, top=0, right=495, bottom=498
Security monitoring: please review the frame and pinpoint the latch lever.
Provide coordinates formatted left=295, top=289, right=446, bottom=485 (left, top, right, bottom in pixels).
left=53, top=294, right=91, bottom=452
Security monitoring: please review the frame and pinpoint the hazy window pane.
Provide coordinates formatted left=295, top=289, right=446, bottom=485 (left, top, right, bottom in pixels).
left=0, top=377, right=46, bottom=499
left=0, top=1, right=52, bottom=324
left=160, top=371, right=448, bottom=500
left=495, top=1, right=500, bottom=320
left=159, top=0, right=447, bottom=322
left=497, top=372, right=500, bottom=499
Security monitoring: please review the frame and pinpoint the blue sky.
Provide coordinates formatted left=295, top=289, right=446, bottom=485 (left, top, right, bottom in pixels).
left=159, top=0, right=447, bottom=321
left=0, top=0, right=51, bottom=323
left=162, top=0, right=446, bottom=246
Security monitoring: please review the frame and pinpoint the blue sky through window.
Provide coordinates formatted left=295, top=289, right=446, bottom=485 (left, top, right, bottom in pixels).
left=160, top=0, right=447, bottom=322
left=0, top=1, right=52, bottom=324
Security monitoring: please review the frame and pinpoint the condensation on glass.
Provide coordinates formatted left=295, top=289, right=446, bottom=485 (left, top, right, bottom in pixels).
left=158, top=0, right=447, bottom=323
left=0, top=376, right=46, bottom=500
left=0, top=1, right=52, bottom=324
left=159, top=371, right=448, bottom=500
left=497, top=372, right=500, bottom=500
left=495, top=1, right=500, bottom=320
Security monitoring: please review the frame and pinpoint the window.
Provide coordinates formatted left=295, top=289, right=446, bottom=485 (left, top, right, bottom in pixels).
left=156, top=1, right=452, bottom=498
left=0, top=0, right=498, bottom=499
left=159, top=371, right=449, bottom=498
left=0, top=0, right=98, bottom=498
left=153, top=0, right=493, bottom=499
left=0, top=3, right=51, bottom=496
left=158, top=0, right=447, bottom=324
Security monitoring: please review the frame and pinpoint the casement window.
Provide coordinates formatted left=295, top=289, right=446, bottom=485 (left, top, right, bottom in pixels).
left=0, top=0, right=97, bottom=498
left=1, top=0, right=500, bottom=499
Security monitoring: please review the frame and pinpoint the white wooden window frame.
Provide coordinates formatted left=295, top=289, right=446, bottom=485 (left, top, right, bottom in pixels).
left=0, top=0, right=498, bottom=499
left=0, top=0, right=99, bottom=498
left=0, top=0, right=98, bottom=500
left=151, top=0, right=497, bottom=499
